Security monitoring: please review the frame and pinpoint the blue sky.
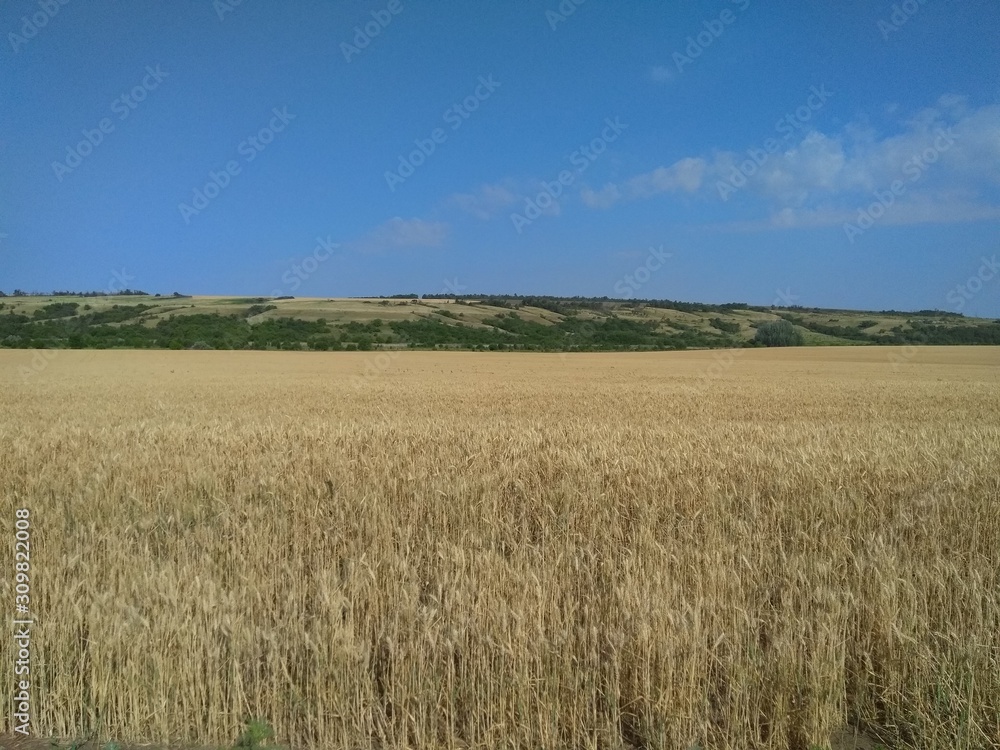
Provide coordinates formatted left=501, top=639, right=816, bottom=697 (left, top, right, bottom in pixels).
left=2, top=0, right=999, bottom=316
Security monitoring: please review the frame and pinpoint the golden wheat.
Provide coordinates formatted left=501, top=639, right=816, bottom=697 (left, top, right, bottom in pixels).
left=1, top=347, right=998, bottom=750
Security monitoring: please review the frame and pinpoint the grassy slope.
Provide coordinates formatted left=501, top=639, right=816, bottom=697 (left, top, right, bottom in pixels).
left=1, top=294, right=995, bottom=347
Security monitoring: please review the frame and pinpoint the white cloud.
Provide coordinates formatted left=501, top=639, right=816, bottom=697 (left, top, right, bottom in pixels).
left=448, top=182, right=520, bottom=220
left=729, top=102, right=1000, bottom=206
left=580, top=157, right=706, bottom=210
left=725, top=191, right=1000, bottom=233
left=581, top=184, right=621, bottom=209
left=440, top=96, right=999, bottom=230
left=448, top=178, right=561, bottom=219
left=350, top=217, right=449, bottom=254
left=774, top=193, right=1000, bottom=230
left=577, top=96, right=1000, bottom=228
left=626, top=157, right=707, bottom=197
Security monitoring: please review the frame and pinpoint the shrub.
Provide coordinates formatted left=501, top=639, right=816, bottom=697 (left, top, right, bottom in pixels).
left=754, top=319, right=804, bottom=347
left=235, top=718, right=276, bottom=749
left=710, top=318, right=741, bottom=334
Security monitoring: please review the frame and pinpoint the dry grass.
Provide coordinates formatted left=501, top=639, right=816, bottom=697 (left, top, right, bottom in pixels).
left=1, top=348, right=998, bottom=750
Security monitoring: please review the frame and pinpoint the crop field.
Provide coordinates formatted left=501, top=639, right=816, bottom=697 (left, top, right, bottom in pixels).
left=1, top=347, right=998, bottom=750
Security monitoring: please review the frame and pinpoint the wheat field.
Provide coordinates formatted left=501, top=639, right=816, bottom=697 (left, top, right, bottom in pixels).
left=1, top=347, right=998, bottom=750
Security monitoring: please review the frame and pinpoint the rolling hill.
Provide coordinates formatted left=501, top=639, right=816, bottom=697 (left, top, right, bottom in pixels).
left=1, top=292, right=998, bottom=352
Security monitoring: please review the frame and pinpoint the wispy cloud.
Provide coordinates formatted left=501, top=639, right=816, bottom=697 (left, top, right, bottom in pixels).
left=759, top=193, right=1000, bottom=231
left=349, top=217, right=449, bottom=254
left=448, top=178, right=561, bottom=220
left=447, top=181, right=521, bottom=219
left=576, top=95, right=1000, bottom=229
left=582, top=157, right=707, bottom=209
left=580, top=184, right=621, bottom=209
left=626, top=157, right=707, bottom=198
left=439, top=96, right=999, bottom=233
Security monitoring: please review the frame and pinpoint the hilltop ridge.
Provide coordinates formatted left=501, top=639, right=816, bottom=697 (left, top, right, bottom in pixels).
left=1, top=293, right=997, bottom=352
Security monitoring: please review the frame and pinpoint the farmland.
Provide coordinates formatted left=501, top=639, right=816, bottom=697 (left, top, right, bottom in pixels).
left=1, top=347, right=998, bottom=750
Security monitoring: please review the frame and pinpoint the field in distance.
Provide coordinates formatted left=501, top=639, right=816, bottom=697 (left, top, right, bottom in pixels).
left=2, top=293, right=999, bottom=352
left=1, top=347, right=998, bottom=750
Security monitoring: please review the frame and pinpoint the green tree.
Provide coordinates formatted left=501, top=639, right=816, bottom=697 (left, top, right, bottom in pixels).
left=754, top=319, right=804, bottom=347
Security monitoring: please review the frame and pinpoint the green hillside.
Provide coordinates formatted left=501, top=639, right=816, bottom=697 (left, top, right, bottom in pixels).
left=1, top=292, right=998, bottom=352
